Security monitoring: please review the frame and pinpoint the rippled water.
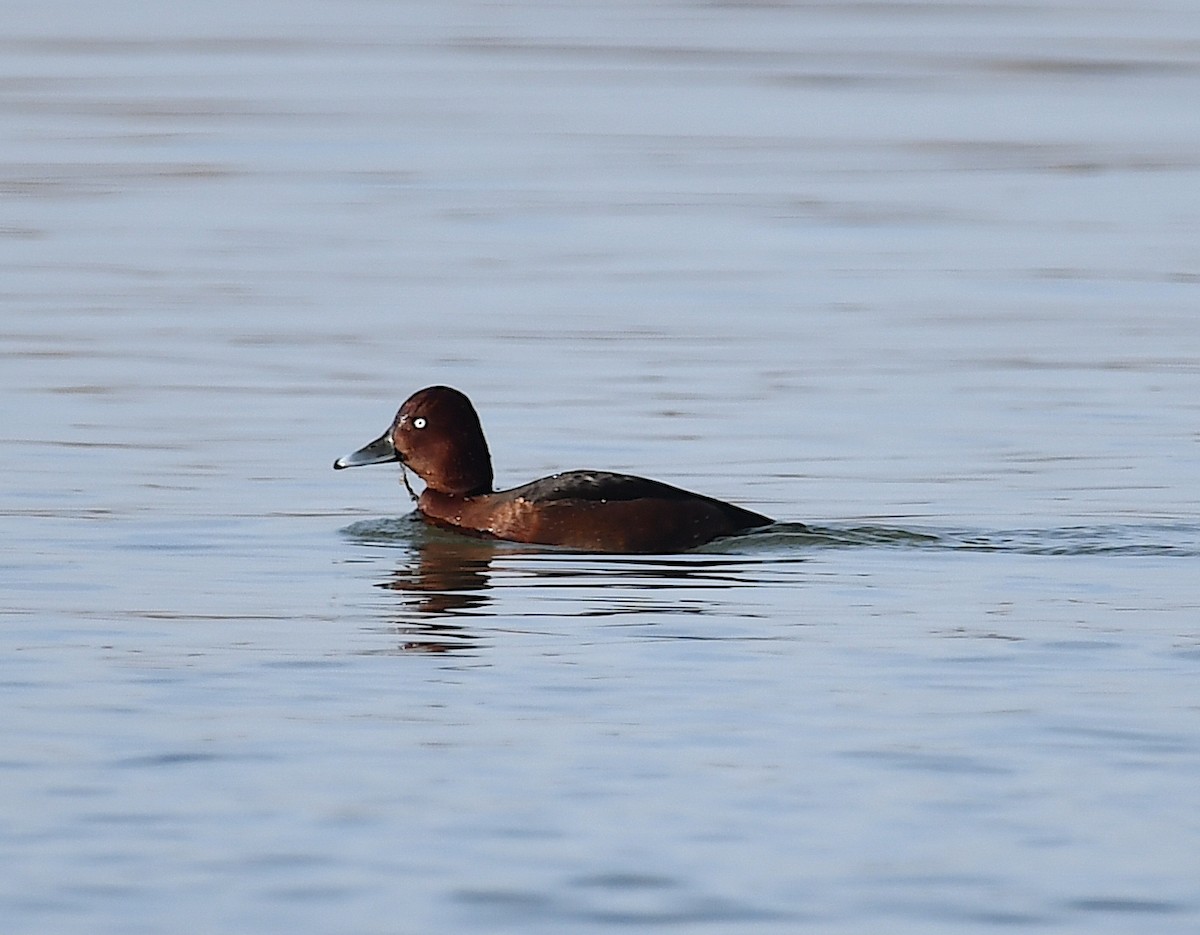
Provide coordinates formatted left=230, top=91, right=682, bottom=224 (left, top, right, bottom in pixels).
left=3, top=1, right=1199, bottom=932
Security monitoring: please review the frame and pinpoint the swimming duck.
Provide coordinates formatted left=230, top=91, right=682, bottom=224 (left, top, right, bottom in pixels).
left=335, top=386, right=772, bottom=552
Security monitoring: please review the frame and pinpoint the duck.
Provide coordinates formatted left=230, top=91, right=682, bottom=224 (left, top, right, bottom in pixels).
left=334, top=385, right=772, bottom=552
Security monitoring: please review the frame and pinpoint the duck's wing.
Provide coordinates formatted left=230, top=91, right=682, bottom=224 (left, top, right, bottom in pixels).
left=509, top=471, right=691, bottom=502
left=508, top=470, right=772, bottom=525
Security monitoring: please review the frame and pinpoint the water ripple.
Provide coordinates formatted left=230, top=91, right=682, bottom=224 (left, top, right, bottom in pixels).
left=345, top=516, right=1200, bottom=558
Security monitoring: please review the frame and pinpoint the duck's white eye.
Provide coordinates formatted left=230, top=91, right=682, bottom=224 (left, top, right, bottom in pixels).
left=413, top=417, right=427, bottom=429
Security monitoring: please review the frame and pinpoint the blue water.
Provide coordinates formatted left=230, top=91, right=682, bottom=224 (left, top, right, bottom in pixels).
left=3, top=1, right=1199, bottom=932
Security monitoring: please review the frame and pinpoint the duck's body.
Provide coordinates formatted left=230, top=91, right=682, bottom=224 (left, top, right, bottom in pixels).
left=418, top=469, right=771, bottom=552
left=335, top=386, right=772, bottom=553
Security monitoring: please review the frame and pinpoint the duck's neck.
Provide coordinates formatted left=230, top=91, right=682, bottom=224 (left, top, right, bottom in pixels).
left=432, top=450, right=492, bottom=498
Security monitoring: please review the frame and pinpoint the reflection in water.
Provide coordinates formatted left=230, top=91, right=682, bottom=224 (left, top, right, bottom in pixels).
left=342, top=516, right=810, bottom=652
left=381, top=551, right=492, bottom=651
left=378, top=536, right=498, bottom=616
left=370, top=528, right=502, bottom=653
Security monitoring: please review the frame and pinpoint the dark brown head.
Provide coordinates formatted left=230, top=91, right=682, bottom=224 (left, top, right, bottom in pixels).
left=333, top=386, right=493, bottom=496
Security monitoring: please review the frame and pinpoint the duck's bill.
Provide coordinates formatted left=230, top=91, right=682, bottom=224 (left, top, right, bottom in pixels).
left=333, top=431, right=400, bottom=470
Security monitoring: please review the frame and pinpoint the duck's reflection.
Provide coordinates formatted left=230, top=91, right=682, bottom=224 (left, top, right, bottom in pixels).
left=349, top=516, right=808, bottom=654
left=371, top=532, right=501, bottom=653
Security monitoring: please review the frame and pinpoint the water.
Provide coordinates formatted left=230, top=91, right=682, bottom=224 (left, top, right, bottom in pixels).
left=3, top=1, right=1199, bottom=932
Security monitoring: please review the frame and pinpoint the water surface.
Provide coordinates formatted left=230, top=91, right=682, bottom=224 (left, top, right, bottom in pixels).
left=3, top=1, right=1199, bottom=932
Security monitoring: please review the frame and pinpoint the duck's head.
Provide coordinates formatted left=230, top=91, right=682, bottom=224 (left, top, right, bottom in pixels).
left=334, top=385, right=493, bottom=497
